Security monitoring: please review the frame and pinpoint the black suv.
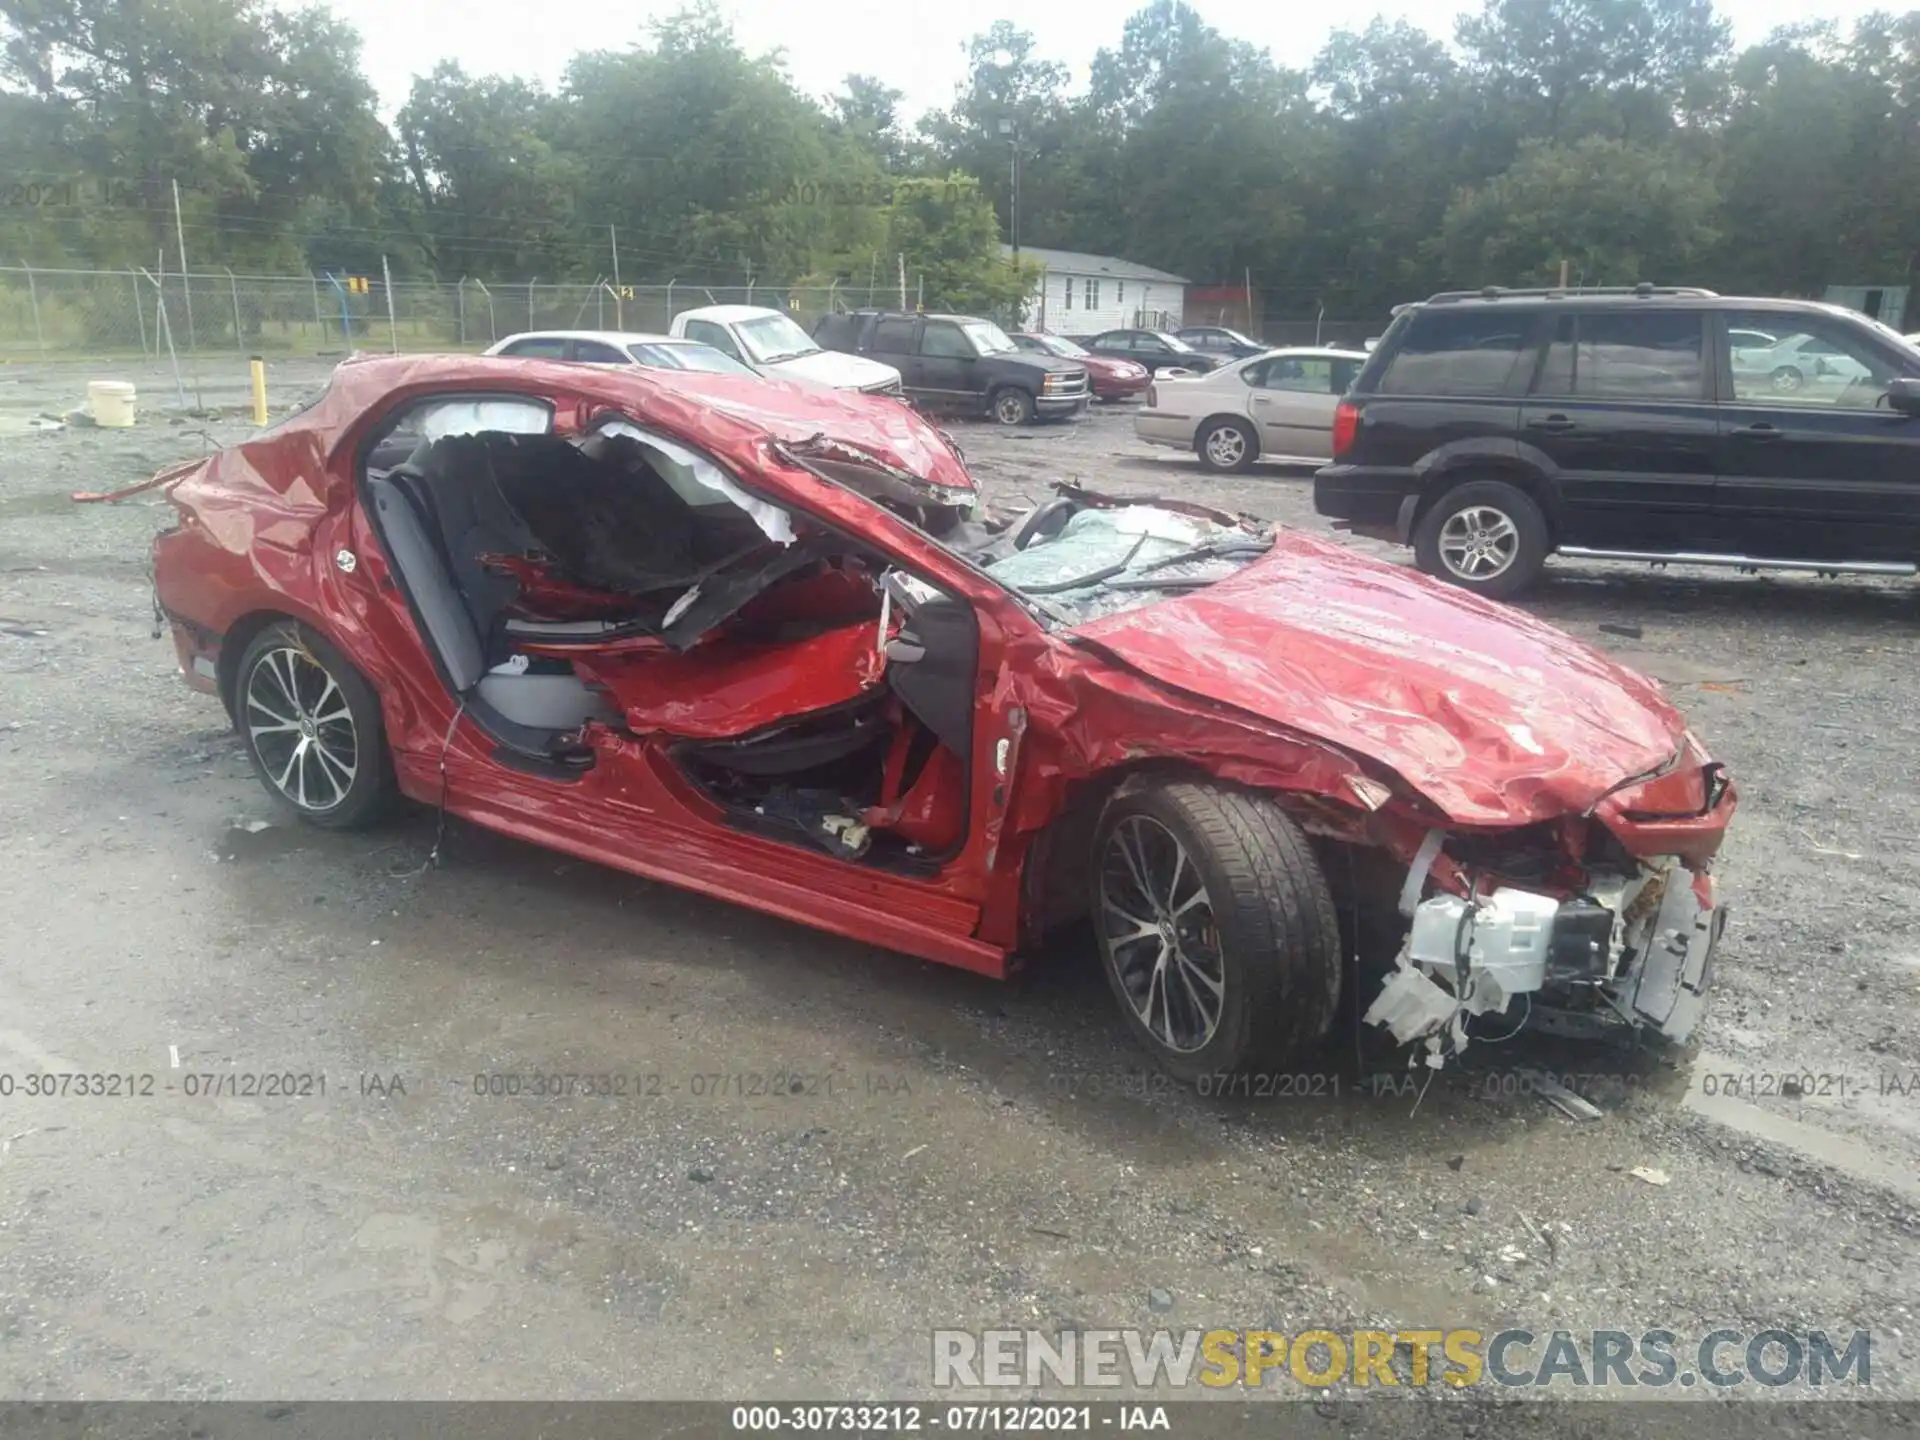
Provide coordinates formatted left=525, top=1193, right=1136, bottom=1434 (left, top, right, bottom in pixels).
left=1313, top=285, right=1920, bottom=597
left=812, top=310, right=1088, bottom=424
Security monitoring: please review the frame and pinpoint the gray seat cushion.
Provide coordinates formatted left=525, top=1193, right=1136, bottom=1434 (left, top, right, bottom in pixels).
left=367, top=475, right=485, bottom=693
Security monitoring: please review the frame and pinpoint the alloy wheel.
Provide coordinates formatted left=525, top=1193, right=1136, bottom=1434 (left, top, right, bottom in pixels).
left=1098, top=815, right=1225, bottom=1053
left=1437, top=505, right=1520, bottom=581
left=1203, top=425, right=1246, bottom=469
left=244, top=644, right=359, bottom=813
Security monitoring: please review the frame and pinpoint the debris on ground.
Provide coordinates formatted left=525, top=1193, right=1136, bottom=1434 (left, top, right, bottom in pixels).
left=1517, top=1067, right=1605, bottom=1121
left=1629, top=1166, right=1672, bottom=1187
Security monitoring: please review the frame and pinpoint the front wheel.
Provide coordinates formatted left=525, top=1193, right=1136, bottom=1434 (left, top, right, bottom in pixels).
left=1412, top=479, right=1549, bottom=600
left=1771, top=365, right=1804, bottom=393
left=1091, top=781, right=1341, bottom=1083
left=236, top=621, right=394, bottom=829
left=991, top=387, right=1035, bottom=426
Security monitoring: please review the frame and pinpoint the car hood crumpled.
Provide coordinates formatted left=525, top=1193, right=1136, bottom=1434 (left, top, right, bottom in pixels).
left=1067, top=529, right=1687, bottom=826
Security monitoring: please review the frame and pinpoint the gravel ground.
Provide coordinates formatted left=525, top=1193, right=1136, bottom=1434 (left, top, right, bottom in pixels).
left=1, top=355, right=1917, bottom=1427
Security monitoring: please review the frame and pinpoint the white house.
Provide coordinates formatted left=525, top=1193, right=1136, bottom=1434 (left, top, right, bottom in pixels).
left=1002, top=245, right=1190, bottom=333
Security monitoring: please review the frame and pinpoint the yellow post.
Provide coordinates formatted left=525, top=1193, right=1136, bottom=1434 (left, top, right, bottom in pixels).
left=249, top=355, right=267, bottom=425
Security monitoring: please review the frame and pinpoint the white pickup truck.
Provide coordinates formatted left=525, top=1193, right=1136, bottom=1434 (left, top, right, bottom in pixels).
left=669, top=305, right=903, bottom=395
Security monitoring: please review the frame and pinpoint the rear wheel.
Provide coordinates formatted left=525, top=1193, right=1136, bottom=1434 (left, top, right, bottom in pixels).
left=1412, top=479, right=1549, bottom=600
left=1196, top=417, right=1256, bottom=473
left=1091, top=781, right=1340, bottom=1083
left=991, top=387, right=1035, bottom=426
left=236, top=621, right=394, bottom=829
left=1770, top=365, right=1804, bottom=393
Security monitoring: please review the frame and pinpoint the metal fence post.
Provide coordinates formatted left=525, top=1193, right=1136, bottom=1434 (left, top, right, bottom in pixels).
left=473, top=279, right=495, bottom=343
left=310, top=273, right=324, bottom=346
left=381, top=255, right=398, bottom=353
left=457, top=277, right=467, bottom=347
left=225, top=266, right=243, bottom=352
left=528, top=280, right=537, bottom=331
left=132, top=269, right=149, bottom=356
left=20, top=261, right=46, bottom=359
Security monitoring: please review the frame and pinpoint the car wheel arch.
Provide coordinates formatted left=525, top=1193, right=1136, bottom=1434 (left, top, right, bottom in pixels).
left=1194, top=412, right=1260, bottom=457
left=215, top=608, right=316, bottom=723
left=1413, top=462, right=1563, bottom=547
left=1015, top=760, right=1350, bottom=950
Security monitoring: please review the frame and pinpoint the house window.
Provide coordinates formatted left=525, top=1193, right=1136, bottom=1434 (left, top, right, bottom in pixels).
left=1087, top=279, right=1101, bottom=310
left=1063, top=278, right=1074, bottom=310
left=1117, top=282, right=1125, bottom=305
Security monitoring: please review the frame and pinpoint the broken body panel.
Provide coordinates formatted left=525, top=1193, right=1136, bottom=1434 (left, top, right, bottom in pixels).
left=148, top=353, right=1736, bottom=1067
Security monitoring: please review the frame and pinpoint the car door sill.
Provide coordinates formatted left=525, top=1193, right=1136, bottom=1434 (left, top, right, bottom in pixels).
left=1557, top=547, right=1915, bottom=576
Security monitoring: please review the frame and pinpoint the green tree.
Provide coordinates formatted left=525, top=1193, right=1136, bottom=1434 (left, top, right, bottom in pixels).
left=1442, top=136, right=1720, bottom=287
left=0, top=0, right=385, bottom=269
left=559, top=5, right=884, bottom=285
left=396, top=64, right=584, bottom=280
left=885, top=175, right=1038, bottom=317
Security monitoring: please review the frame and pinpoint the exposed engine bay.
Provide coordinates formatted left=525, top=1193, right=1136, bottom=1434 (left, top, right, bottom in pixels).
left=1365, top=836, right=1727, bottom=1067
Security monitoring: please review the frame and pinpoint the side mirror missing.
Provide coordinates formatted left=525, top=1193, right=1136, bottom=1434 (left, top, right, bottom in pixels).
left=1887, top=377, right=1920, bottom=416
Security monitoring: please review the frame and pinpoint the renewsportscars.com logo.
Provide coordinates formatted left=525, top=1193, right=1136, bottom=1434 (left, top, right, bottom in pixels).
left=931, top=1328, right=1872, bottom=1391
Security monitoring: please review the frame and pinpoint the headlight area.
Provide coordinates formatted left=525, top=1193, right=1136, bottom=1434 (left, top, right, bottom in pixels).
left=1361, top=826, right=1729, bottom=1071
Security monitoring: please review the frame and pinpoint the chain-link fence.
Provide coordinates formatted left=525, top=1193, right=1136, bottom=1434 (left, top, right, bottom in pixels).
left=0, top=266, right=968, bottom=361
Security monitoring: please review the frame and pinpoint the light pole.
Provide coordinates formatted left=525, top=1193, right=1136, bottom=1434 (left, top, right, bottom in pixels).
left=998, top=118, right=1020, bottom=265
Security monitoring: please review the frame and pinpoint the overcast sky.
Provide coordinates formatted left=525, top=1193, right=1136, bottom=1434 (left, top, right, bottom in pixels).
left=327, top=0, right=1885, bottom=120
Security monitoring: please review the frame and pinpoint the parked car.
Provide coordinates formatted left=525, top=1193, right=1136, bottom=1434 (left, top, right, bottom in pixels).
left=1136, top=347, right=1368, bottom=472
left=1314, top=284, right=1920, bottom=598
left=484, top=330, right=755, bottom=375
left=669, top=304, right=903, bottom=394
left=147, top=352, right=1734, bottom=1080
left=1074, top=329, right=1225, bottom=375
left=1731, top=330, right=1875, bottom=393
left=814, top=309, right=1088, bottom=424
left=1010, top=331, right=1149, bottom=401
left=1175, top=325, right=1268, bottom=360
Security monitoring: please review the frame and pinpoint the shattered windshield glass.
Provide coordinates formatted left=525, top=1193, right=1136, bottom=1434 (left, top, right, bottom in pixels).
left=738, top=313, right=823, bottom=363
left=979, top=504, right=1273, bottom=623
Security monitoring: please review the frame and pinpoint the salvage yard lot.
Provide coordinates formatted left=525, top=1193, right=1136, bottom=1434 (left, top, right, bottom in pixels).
left=1, top=357, right=1917, bottom=1413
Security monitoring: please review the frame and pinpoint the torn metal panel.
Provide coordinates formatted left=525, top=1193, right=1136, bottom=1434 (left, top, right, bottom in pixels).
left=1065, top=526, right=1714, bottom=829
left=576, top=618, right=887, bottom=741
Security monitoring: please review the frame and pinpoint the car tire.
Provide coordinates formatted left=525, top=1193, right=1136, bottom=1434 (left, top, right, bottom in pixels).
left=1412, top=479, right=1549, bottom=600
left=235, top=620, right=394, bottom=829
left=1197, top=418, right=1257, bottom=473
left=1771, top=365, right=1803, bottom=393
left=991, top=387, right=1035, bottom=426
left=1090, top=780, right=1341, bottom=1084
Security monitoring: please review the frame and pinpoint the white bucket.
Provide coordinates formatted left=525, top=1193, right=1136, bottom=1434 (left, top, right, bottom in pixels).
left=89, top=380, right=137, bottom=427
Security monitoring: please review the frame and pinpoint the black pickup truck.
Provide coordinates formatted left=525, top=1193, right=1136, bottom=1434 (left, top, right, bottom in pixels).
left=812, top=309, right=1089, bottom=424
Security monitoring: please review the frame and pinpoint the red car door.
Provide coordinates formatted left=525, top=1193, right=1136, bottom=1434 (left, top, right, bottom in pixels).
left=349, top=388, right=1030, bottom=975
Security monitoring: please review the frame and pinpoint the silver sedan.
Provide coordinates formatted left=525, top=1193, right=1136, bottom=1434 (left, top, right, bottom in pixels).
left=1133, top=347, right=1367, bottom=472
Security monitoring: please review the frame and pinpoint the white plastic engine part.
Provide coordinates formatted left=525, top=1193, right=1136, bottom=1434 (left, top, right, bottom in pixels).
left=1405, top=887, right=1559, bottom=1010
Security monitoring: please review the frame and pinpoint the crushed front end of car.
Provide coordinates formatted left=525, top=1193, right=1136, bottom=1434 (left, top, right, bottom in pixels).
left=1365, top=746, right=1734, bottom=1069
left=958, top=483, right=1739, bottom=1074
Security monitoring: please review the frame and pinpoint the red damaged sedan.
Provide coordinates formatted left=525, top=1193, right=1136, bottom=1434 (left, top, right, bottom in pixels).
left=1011, top=332, right=1150, bottom=402
left=147, top=353, right=1735, bottom=1081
